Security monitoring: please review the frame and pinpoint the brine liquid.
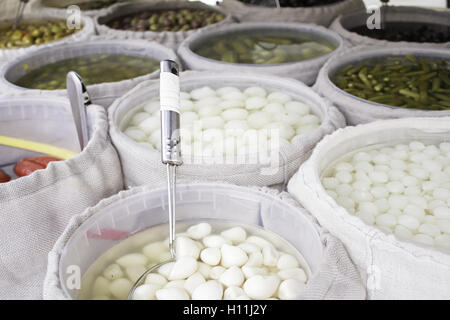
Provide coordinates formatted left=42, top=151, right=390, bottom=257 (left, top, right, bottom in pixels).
left=14, top=54, right=160, bottom=90
left=192, top=32, right=336, bottom=65
left=76, top=219, right=309, bottom=300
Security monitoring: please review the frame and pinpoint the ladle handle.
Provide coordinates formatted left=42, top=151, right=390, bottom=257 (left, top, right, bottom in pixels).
left=160, top=60, right=182, bottom=260
left=160, top=60, right=182, bottom=166
left=13, top=0, right=29, bottom=29
left=66, top=71, right=91, bottom=151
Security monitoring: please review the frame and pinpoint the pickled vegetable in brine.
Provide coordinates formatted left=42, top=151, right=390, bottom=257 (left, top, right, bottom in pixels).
left=350, top=22, right=450, bottom=44
left=0, top=20, right=78, bottom=49
left=192, top=32, right=336, bottom=64
left=332, top=56, right=450, bottom=110
left=14, top=54, right=160, bottom=90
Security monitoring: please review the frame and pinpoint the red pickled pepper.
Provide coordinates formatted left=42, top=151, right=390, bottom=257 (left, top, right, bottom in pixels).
left=14, top=156, right=62, bottom=177
left=0, top=169, right=11, bottom=183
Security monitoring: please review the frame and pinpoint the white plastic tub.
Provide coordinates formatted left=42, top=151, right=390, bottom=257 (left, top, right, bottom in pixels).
left=108, top=71, right=345, bottom=188
left=0, top=94, right=123, bottom=299
left=288, top=117, right=450, bottom=299
left=43, top=183, right=365, bottom=300
left=330, top=6, right=450, bottom=49
left=177, top=22, right=344, bottom=85
left=0, top=39, right=178, bottom=107
left=314, top=45, right=450, bottom=125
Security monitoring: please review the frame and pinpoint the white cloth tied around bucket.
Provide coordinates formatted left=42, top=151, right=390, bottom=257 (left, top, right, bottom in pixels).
left=0, top=38, right=179, bottom=107
left=177, top=22, right=344, bottom=86
left=313, top=45, right=450, bottom=125
left=329, top=6, right=450, bottom=49
left=42, top=181, right=366, bottom=300
left=0, top=9, right=95, bottom=65
left=0, top=95, right=123, bottom=299
left=108, top=71, right=346, bottom=188
left=288, top=117, right=450, bottom=299
left=94, top=1, right=234, bottom=50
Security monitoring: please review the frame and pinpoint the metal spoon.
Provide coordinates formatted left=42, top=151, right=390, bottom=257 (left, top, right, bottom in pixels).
left=66, top=71, right=91, bottom=151
left=128, top=60, right=182, bottom=300
left=13, top=0, right=29, bottom=30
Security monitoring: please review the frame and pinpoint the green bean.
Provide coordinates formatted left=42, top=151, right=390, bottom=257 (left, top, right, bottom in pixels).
left=193, top=33, right=336, bottom=65
left=332, top=55, right=450, bottom=111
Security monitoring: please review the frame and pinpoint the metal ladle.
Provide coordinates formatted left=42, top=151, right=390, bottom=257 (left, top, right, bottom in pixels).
left=66, top=71, right=91, bottom=151
left=13, top=0, right=29, bottom=30
left=128, top=60, right=182, bottom=300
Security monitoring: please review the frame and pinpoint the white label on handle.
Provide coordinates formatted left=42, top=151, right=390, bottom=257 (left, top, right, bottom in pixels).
left=160, top=72, right=180, bottom=113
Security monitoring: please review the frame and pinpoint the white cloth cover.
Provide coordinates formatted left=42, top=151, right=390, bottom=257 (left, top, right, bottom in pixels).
left=94, top=1, right=235, bottom=50
left=177, top=22, right=344, bottom=85
left=0, top=9, right=95, bottom=65
left=313, top=45, right=450, bottom=125
left=43, top=182, right=366, bottom=300
left=220, top=0, right=365, bottom=26
left=0, top=94, right=123, bottom=300
left=0, top=38, right=179, bottom=107
left=330, top=6, right=450, bottom=49
left=288, top=117, right=450, bottom=299
left=108, top=71, right=346, bottom=188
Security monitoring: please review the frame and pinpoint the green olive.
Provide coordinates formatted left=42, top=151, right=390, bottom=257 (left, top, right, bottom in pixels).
left=0, top=20, right=80, bottom=49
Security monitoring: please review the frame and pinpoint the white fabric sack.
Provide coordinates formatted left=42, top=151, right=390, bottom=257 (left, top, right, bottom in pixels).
left=108, top=71, right=346, bottom=188
left=330, top=6, right=450, bottom=49
left=0, top=10, right=95, bottom=65
left=0, top=94, right=123, bottom=300
left=288, top=117, right=450, bottom=299
left=0, top=38, right=179, bottom=107
left=177, top=22, right=344, bottom=85
left=94, top=1, right=234, bottom=50
left=220, top=0, right=365, bottom=26
left=43, top=182, right=366, bottom=300
left=313, top=45, right=450, bottom=125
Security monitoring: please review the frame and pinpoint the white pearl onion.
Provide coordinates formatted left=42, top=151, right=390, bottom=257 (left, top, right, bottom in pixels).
left=184, top=273, right=206, bottom=295
left=96, top=220, right=307, bottom=300
left=187, top=223, right=212, bottom=240
left=124, top=86, right=321, bottom=156
left=323, top=140, right=450, bottom=250
left=200, top=247, right=221, bottom=266
left=278, top=279, right=305, bottom=300
left=192, top=280, right=223, bottom=300
left=221, top=244, right=248, bottom=268
left=219, top=266, right=245, bottom=287
left=132, top=283, right=159, bottom=300
left=110, top=278, right=133, bottom=300
left=92, top=277, right=111, bottom=297
left=243, top=275, right=280, bottom=299
left=220, top=227, right=247, bottom=244
left=169, top=257, right=198, bottom=280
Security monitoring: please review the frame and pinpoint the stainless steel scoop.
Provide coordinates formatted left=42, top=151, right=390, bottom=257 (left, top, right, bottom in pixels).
left=128, top=60, right=182, bottom=299
left=66, top=71, right=91, bottom=151
left=13, top=0, right=29, bottom=30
